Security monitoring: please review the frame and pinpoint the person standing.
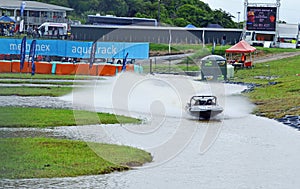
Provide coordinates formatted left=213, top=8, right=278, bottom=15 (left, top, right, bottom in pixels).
left=222, top=34, right=227, bottom=45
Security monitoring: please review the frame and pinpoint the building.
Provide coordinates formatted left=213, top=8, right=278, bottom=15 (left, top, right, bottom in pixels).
left=87, top=15, right=157, bottom=27
left=0, top=0, right=73, bottom=28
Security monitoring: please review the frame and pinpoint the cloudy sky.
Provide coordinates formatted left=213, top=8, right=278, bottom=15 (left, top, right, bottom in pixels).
left=202, top=0, right=299, bottom=24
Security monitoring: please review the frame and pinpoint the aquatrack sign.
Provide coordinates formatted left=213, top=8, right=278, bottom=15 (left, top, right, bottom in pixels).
left=0, top=39, right=149, bottom=59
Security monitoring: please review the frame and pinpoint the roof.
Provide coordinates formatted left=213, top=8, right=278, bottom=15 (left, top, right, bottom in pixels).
left=206, top=24, right=223, bottom=28
left=0, top=0, right=73, bottom=12
left=185, top=24, right=196, bottom=28
left=225, top=40, right=256, bottom=53
left=202, top=55, right=226, bottom=61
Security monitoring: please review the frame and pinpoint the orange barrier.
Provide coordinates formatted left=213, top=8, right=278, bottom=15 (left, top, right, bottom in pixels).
left=76, top=64, right=98, bottom=76
left=0, top=60, right=141, bottom=76
left=126, top=64, right=135, bottom=71
left=98, top=64, right=121, bottom=76
left=35, top=62, right=52, bottom=74
left=11, top=61, right=32, bottom=73
left=0, top=61, right=12, bottom=73
left=116, top=65, right=122, bottom=73
left=55, top=63, right=78, bottom=75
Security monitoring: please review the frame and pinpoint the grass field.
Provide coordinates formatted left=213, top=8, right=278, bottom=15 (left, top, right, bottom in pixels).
left=0, top=73, right=94, bottom=80
left=0, top=107, right=141, bottom=128
left=1, top=44, right=299, bottom=179
left=0, top=86, right=73, bottom=96
left=234, top=55, right=300, bottom=118
left=0, top=137, right=152, bottom=179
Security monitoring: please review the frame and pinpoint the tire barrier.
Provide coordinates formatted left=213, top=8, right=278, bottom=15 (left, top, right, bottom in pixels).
left=276, top=115, right=300, bottom=131
left=226, top=81, right=299, bottom=131
left=225, top=81, right=262, bottom=93
left=0, top=60, right=142, bottom=76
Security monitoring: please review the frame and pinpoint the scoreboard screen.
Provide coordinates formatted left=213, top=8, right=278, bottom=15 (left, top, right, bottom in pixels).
left=246, top=7, right=277, bottom=31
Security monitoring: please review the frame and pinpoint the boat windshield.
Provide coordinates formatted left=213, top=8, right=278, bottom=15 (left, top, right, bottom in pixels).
left=191, top=96, right=216, bottom=105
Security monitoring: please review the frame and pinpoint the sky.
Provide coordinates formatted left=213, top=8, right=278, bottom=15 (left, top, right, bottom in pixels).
left=201, top=0, right=300, bottom=24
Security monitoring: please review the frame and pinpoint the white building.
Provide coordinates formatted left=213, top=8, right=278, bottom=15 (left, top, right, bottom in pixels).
left=0, top=0, right=73, bottom=28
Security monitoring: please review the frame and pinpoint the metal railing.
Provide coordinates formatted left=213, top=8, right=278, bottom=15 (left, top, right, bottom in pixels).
left=25, top=16, right=69, bottom=25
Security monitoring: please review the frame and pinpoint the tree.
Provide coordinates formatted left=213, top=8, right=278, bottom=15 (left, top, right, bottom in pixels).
left=33, top=0, right=238, bottom=28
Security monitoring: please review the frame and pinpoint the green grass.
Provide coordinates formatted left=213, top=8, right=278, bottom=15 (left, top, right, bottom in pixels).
left=0, top=107, right=141, bottom=128
left=0, top=137, right=152, bottom=179
left=150, top=43, right=180, bottom=52
left=0, top=86, right=73, bottom=96
left=0, top=79, right=76, bottom=85
left=255, top=46, right=300, bottom=53
left=234, top=55, right=300, bottom=118
left=0, top=73, right=96, bottom=80
left=143, top=63, right=200, bottom=73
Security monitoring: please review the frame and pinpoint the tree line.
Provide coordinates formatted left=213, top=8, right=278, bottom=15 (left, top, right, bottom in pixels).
left=33, top=0, right=238, bottom=28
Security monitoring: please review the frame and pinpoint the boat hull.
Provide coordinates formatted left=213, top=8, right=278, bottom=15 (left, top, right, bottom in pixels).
left=186, top=95, right=223, bottom=120
left=188, top=109, right=223, bottom=119
left=186, top=105, right=223, bottom=119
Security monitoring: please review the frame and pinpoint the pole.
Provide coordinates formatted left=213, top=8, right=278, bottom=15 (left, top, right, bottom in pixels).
left=168, top=29, right=171, bottom=54
left=237, top=11, right=241, bottom=28
left=150, top=58, right=153, bottom=74
left=244, top=0, right=248, bottom=29
left=186, top=57, right=189, bottom=72
left=158, top=0, right=161, bottom=24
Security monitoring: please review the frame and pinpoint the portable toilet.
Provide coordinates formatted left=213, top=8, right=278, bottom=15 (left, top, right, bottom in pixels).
left=200, top=55, right=227, bottom=81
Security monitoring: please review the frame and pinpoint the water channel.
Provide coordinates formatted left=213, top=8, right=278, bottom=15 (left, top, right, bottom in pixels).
left=1, top=73, right=300, bottom=189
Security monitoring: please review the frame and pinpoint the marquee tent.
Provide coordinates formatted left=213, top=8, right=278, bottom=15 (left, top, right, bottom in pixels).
left=225, top=40, right=256, bottom=68
left=225, top=40, right=256, bottom=53
left=0, top=15, right=16, bottom=24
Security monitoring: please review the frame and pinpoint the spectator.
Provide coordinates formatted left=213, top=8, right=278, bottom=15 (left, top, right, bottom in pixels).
left=222, top=34, right=227, bottom=46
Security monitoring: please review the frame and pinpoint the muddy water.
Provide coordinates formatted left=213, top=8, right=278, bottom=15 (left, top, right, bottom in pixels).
left=1, top=74, right=300, bottom=189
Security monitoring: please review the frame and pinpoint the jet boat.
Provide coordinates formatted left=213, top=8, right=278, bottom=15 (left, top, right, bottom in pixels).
left=186, top=95, right=223, bottom=120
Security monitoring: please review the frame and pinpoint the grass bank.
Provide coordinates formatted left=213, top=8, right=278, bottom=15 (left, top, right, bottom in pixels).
left=0, top=79, right=76, bottom=85
left=0, top=73, right=101, bottom=97
left=0, top=86, right=73, bottom=97
left=233, top=55, right=300, bottom=118
left=0, top=107, right=141, bottom=128
left=146, top=44, right=300, bottom=74
left=0, top=137, right=152, bottom=179
left=0, top=73, right=94, bottom=80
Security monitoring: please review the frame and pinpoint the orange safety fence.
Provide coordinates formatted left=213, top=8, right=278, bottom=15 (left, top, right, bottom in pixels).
left=98, top=64, right=117, bottom=76
left=75, top=64, right=98, bottom=76
left=0, top=61, right=140, bottom=76
left=11, top=61, right=32, bottom=73
left=116, top=65, right=122, bottom=73
left=0, top=61, right=12, bottom=73
left=126, top=64, right=135, bottom=71
left=55, top=63, right=78, bottom=75
left=35, top=62, right=52, bottom=74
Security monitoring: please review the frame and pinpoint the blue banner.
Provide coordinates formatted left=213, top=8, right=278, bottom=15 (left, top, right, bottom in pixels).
left=29, top=40, right=36, bottom=58
left=20, top=36, right=26, bottom=70
left=20, top=2, right=26, bottom=17
left=0, top=39, right=149, bottom=59
left=29, top=40, right=36, bottom=76
left=89, top=40, right=97, bottom=68
left=122, top=52, right=129, bottom=71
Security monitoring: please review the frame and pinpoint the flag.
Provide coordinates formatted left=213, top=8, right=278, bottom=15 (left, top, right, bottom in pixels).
left=20, top=36, right=26, bottom=70
left=29, top=40, right=36, bottom=58
left=29, top=40, right=36, bottom=76
left=89, top=40, right=97, bottom=69
left=122, top=52, right=129, bottom=72
left=20, top=1, right=26, bottom=17
left=19, top=19, right=24, bottom=33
